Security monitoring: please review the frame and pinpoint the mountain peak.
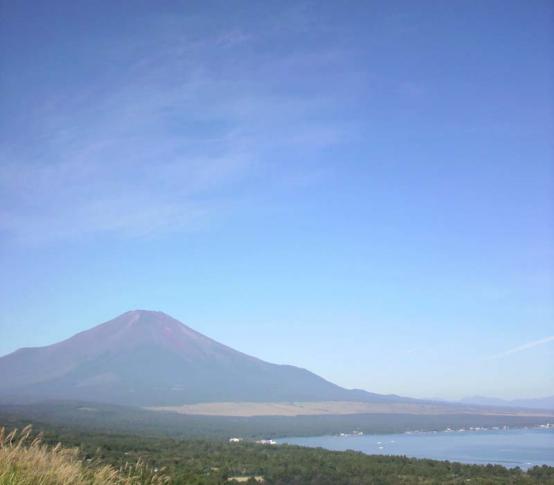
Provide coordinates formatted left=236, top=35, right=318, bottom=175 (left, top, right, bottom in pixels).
left=115, top=309, right=183, bottom=328
left=124, top=309, right=169, bottom=317
left=116, top=309, right=179, bottom=326
left=87, top=310, right=220, bottom=356
left=99, top=309, right=203, bottom=338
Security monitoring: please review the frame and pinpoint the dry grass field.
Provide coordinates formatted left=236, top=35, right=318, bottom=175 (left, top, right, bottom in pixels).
left=147, top=401, right=554, bottom=417
left=0, top=426, right=168, bottom=485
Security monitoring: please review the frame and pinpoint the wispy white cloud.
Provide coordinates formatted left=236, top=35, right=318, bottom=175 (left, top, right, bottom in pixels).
left=486, top=336, right=554, bottom=360
left=0, top=8, right=364, bottom=244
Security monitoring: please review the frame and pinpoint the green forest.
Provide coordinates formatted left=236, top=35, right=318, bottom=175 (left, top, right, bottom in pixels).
left=1, top=417, right=553, bottom=484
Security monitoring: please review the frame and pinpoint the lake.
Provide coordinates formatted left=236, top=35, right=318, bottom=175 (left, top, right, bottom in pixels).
left=277, top=427, right=554, bottom=469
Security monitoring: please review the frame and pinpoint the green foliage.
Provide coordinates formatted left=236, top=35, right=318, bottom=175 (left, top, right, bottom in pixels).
left=0, top=422, right=551, bottom=485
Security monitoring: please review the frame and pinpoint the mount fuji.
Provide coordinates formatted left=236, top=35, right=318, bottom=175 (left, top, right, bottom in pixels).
left=0, top=310, right=407, bottom=406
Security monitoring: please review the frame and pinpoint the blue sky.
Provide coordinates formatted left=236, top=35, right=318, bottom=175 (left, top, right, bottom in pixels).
left=0, top=0, right=552, bottom=400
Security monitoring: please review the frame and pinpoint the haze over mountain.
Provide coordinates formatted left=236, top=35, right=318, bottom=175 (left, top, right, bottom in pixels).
left=460, top=395, right=554, bottom=411
left=0, top=310, right=406, bottom=406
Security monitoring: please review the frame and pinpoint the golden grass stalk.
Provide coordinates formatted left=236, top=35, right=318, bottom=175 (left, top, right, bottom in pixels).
left=0, top=426, right=169, bottom=484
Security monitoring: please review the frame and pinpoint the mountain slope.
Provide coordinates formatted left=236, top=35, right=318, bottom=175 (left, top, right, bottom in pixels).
left=0, top=310, right=405, bottom=406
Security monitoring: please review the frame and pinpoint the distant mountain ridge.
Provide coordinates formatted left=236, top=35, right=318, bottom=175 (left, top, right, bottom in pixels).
left=460, top=395, right=554, bottom=411
left=0, top=310, right=408, bottom=406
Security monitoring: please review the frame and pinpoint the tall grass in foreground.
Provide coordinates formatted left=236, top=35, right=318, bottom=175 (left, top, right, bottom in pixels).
left=0, top=426, right=169, bottom=485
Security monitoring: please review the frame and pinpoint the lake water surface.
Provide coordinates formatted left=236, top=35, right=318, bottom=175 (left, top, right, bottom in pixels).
left=277, top=428, right=554, bottom=469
